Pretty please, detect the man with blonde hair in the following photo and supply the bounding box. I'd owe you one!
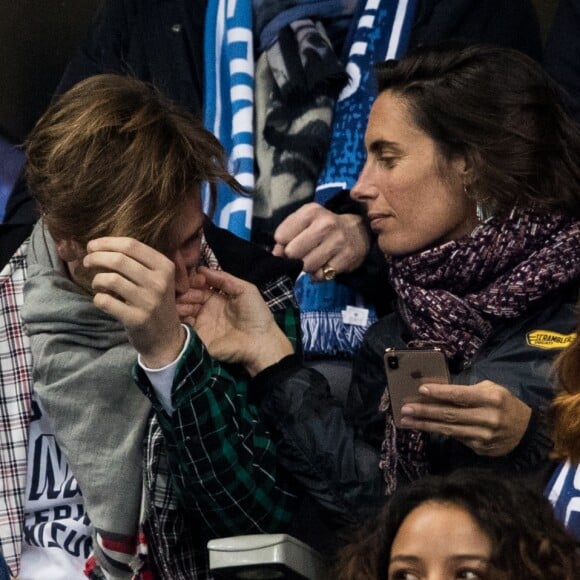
[1,74,301,579]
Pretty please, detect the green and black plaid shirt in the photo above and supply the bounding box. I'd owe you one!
[135,274,301,578]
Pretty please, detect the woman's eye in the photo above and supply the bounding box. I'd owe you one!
[379,156,397,168]
[456,569,484,579]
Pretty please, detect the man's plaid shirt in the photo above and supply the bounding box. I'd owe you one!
[135,274,301,578]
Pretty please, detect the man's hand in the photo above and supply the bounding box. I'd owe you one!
[272,203,370,281]
[188,267,294,376]
[84,237,185,368]
[399,381,532,456]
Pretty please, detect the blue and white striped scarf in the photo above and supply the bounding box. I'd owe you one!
[297,0,418,357]
[204,0,255,239]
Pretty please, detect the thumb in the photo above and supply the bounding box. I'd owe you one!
[272,243,285,257]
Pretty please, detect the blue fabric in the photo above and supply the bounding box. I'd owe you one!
[546,460,580,540]
[0,136,25,223]
[297,0,418,357]
[0,552,9,580]
[204,0,255,240]
[255,0,358,51]
[316,0,417,202]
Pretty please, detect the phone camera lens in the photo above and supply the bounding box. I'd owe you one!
[387,356,399,370]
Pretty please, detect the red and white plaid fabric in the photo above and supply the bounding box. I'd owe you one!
[0,239,33,578]
[0,239,153,579]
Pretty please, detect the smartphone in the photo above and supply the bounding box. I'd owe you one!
[384,347,450,428]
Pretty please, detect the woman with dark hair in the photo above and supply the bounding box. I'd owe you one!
[178,43,580,533]
[333,469,580,580]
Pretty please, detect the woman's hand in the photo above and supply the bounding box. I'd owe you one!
[188,267,294,376]
[272,202,370,281]
[399,380,532,456]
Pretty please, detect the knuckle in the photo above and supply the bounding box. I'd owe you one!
[442,410,458,424]
[488,389,505,408]
[163,260,176,278]
[439,425,454,437]
[131,309,148,327]
[93,271,115,289]
[479,430,496,445]
[317,214,335,234]
[450,391,464,405]
[123,238,139,254]
[151,279,168,297]
[285,244,304,261]
[304,202,322,215]
[110,253,126,269]
[486,413,502,431]
[93,292,111,310]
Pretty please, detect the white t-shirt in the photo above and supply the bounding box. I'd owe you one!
[20,396,92,580]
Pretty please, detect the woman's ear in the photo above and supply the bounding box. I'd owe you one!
[459,152,477,185]
[54,238,85,263]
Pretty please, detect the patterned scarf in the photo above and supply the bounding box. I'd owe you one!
[253,18,349,247]
[389,206,580,364]
[380,206,580,494]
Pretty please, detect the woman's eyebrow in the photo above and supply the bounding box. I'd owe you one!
[389,555,421,564]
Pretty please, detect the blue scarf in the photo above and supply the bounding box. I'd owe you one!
[297,0,418,357]
[204,0,255,240]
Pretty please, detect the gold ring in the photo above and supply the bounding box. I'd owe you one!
[322,265,337,281]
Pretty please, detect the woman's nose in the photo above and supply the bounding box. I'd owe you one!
[350,162,376,202]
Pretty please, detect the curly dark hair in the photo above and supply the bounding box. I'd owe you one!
[374,43,580,218]
[332,469,580,580]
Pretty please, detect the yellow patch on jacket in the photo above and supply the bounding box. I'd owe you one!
[526,330,577,349]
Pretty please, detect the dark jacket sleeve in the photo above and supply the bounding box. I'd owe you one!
[253,347,385,525]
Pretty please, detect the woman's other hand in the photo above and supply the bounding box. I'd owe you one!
[399,381,532,456]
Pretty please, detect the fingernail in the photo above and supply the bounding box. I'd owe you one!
[418,385,430,395]
[400,417,411,426]
[401,405,413,415]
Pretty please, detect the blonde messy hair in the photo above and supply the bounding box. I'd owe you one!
[26,74,245,253]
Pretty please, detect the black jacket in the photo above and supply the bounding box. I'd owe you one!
[253,287,578,526]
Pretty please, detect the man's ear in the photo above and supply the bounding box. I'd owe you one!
[54,238,85,262]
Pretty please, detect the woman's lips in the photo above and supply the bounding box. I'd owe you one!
[368,213,392,231]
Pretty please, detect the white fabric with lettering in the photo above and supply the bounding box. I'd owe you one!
[20,395,92,579]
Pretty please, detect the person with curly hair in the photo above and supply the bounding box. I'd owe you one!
[333,469,580,580]
[546,317,580,538]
